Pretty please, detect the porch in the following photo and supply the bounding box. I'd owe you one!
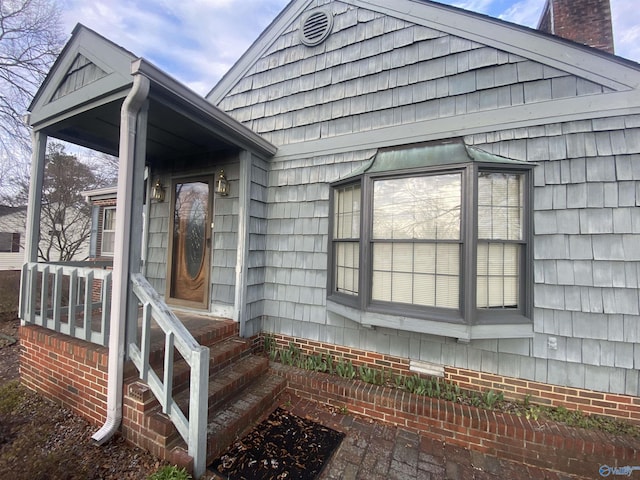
[19,262,285,473]
[22,25,276,479]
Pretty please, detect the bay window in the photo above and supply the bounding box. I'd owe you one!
[328,141,532,335]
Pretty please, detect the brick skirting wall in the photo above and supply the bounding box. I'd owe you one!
[19,325,190,466]
[20,324,109,426]
[272,362,639,478]
[19,324,640,478]
[263,333,640,425]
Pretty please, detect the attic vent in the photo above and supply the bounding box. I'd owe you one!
[300,9,333,46]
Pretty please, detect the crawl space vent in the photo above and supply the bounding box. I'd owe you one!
[300,9,333,46]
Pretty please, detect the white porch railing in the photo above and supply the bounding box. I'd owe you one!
[20,261,112,347]
[128,273,210,478]
[20,263,210,477]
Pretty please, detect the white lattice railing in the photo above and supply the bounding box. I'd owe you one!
[20,261,112,346]
[128,273,210,479]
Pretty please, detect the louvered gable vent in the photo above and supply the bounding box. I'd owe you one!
[300,9,333,46]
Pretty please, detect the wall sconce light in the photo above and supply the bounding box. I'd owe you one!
[151,179,165,202]
[215,170,229,196]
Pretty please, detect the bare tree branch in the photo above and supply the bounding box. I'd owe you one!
[0,0,64,198]
[28,142,101,262]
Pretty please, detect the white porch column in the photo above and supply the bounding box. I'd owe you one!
[20,130,47,321]
[93,73,149,445]
[234,150,251,337]
[24,130,47,263]
[125,99,149,347]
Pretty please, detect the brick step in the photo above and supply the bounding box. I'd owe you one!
[189,319,239,349]
[150,337,253,395]
[142,319,239,369]
[173,355,270,418]
[204,373,287,464]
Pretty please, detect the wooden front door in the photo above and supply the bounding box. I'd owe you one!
[167,178,212,307]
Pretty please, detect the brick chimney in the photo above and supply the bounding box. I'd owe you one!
[537,0,614,54]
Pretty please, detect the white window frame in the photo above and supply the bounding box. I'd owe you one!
[101,206,116,256]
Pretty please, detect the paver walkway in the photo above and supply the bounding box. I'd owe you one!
[282,395,590,480]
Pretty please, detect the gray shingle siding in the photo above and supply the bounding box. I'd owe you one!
[146,199,169,294]
[210,1,640,396]
[218,4,606,147]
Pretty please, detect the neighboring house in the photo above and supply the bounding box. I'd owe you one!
[0,200,89,270]
[83,186,118,260]
[0,205,26,271]
[18,0,640,476]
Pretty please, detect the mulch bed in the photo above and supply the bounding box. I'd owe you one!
[209,407,345,480]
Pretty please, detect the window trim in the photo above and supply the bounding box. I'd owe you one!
[328,150,533,337]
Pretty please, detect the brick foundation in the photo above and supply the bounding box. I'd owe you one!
[264,332,640,425]
[20,324,192,465]
[20,324,109,426]
[19,324,639,478]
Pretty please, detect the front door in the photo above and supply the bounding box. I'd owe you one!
[167,178,212,308]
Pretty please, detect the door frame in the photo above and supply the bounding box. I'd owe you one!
[165,174,214,310]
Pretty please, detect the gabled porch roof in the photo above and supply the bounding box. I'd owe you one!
[28,24,276,162]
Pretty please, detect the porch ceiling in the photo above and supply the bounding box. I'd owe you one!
[39,60,276,165]
[44,90,245,164]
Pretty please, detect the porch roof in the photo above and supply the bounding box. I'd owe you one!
[27,24,277,163]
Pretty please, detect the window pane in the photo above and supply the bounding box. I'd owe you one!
[335,242,359,295]
[372,270,391,301]
[392,272,413,303]
[102,232,115,255]
[373,243,392,270]
[334,184,360,239]
[104,208,116,230]
[0,232,12,252]
[392,243,413,272]
[436,244,459,276]
[436,275,459,309]
[413,274,435,306]
[478,172,523,240]
[372,242,459,308]
[102,208,116,255]
[477,243,520,308]
[373,173,461,240]
[414,243,435,274]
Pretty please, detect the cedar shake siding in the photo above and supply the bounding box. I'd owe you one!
[207,0,640,397]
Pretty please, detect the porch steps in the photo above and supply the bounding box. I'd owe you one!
[152,337,253,395]
[124,320,286,472]
[204,373,286,460]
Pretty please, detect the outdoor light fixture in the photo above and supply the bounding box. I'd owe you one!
[151,179,165,202]
[215,170,229,196]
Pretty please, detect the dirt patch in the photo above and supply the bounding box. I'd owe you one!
[210,407,344,480]
[0,314,179,480]
[0,313,19,384]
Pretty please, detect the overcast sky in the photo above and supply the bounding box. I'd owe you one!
[58,0,639,96]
